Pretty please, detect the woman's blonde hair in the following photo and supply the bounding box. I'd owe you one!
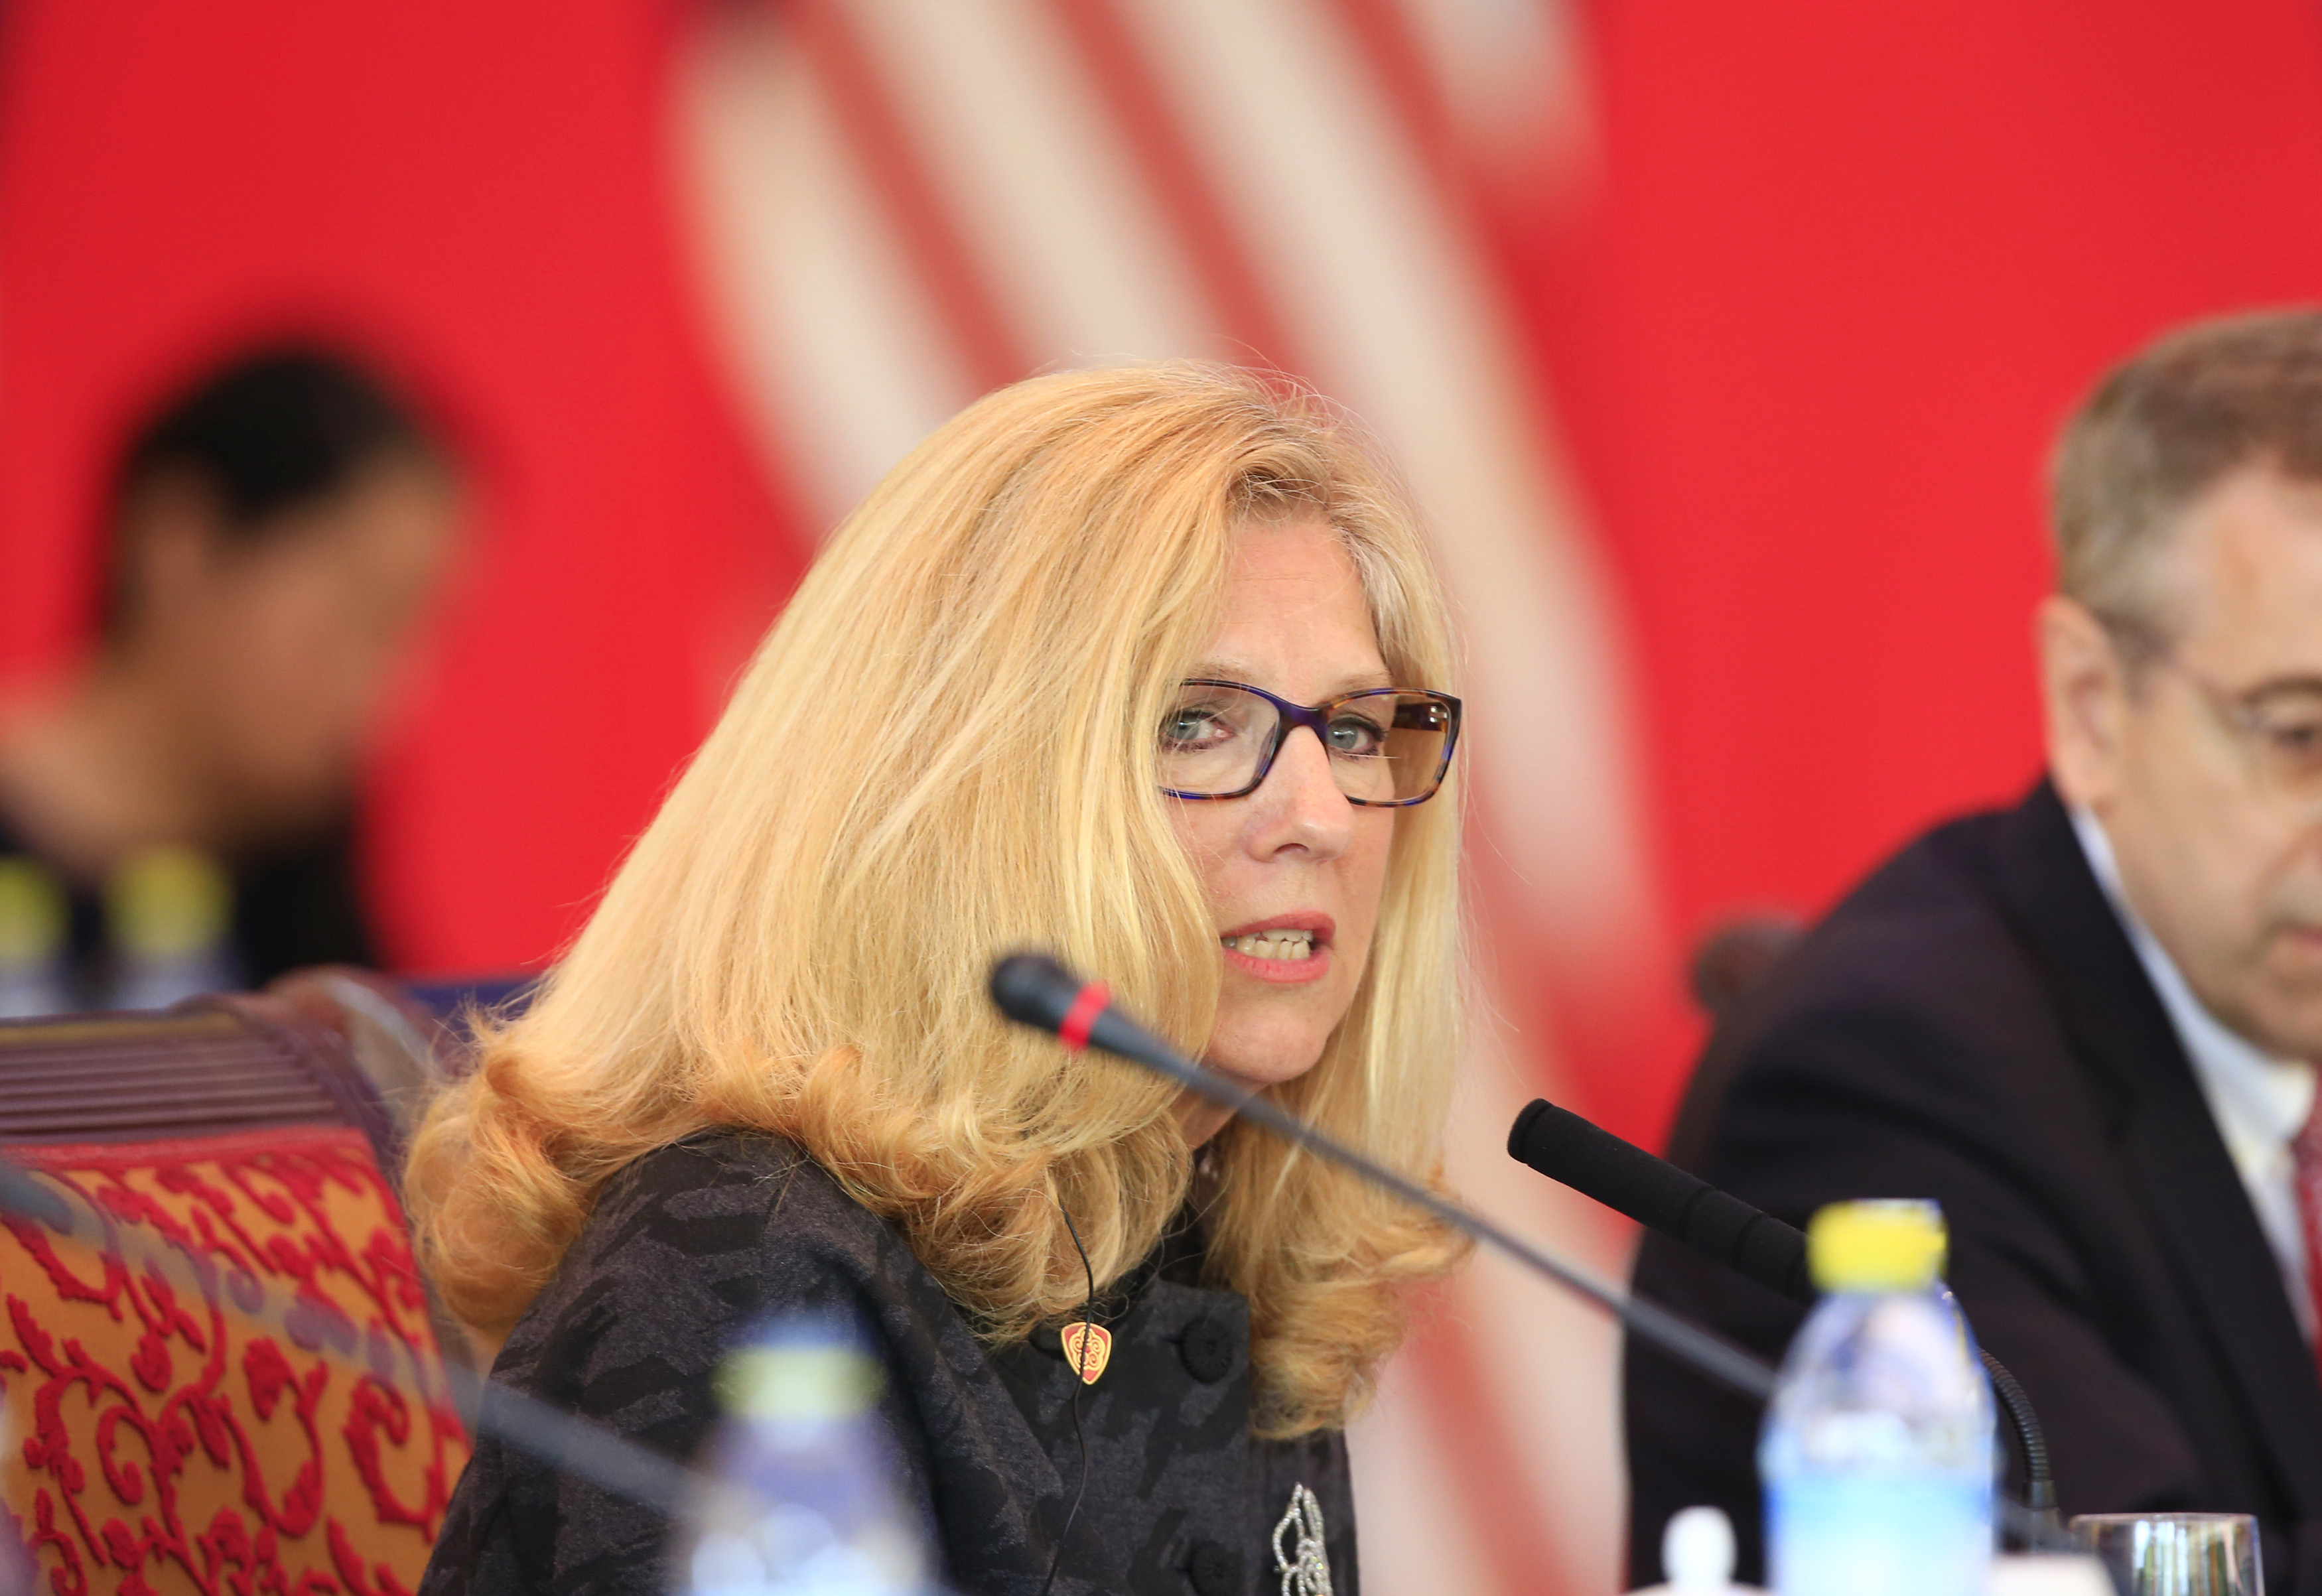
[406,362,1468,1435]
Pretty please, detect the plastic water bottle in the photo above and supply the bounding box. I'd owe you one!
[0,857,71,1018]
[674,1319,934,1596]
[1759,1199,1996,1596]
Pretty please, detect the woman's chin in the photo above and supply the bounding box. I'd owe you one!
[1197,1033,1330,1097]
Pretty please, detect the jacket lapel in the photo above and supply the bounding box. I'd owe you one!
[1987,781,2322,1518]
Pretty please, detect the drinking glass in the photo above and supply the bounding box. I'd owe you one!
[2070,1513,2262,1596]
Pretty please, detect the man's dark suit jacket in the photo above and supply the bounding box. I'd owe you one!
[1624,781,2322,1595]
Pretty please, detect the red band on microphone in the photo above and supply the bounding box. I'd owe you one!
[1056,982,1111,1053]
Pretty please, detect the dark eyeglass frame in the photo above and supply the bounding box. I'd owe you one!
[1158,678,1464,807]
[2100,620,2322,813]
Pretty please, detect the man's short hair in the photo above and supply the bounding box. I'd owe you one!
[2051,307,2322,645]
[101,344,446,639]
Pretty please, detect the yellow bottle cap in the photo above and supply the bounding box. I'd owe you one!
[0,857,66,966]
[1808,1199,1948,1292]
[717,1341,882,1424]
[108,846,232,963]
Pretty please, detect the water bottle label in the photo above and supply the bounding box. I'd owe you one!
[1769,1475,1991,1596]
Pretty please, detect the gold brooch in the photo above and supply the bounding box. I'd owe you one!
[1059,1321,1111,1384]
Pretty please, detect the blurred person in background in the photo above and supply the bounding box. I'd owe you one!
[1625,310,2322,1593]
[0,346,461,1014]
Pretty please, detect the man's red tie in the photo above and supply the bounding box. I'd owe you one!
[2297,1084,2322,1376]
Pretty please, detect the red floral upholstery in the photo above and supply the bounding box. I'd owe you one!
[0,1124,467,1596]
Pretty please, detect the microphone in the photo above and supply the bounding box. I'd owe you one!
[989,952,1780,1402]
[1507,1095,2058,1524]
[1509,1097,1810,1304]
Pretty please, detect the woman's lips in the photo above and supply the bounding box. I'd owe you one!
[1218,913,1335,986]
[1222,942,1332,984]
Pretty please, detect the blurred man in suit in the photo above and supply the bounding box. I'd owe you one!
[0,346,461,1008]
[1626,310,2322,1595]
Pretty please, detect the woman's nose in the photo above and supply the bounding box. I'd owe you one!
[1246,728,1354,860]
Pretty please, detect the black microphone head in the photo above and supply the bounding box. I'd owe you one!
[1509,1095,1704,1235]
[1507,1098,1550,1161]
[1510,1095,1814,1307]
[989,951,1089,1035]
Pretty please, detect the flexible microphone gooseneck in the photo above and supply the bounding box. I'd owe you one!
[988,952,1780,1403]
[1507,1095,2058,1524]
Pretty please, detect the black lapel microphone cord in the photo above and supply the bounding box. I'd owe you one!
[1036,1204,1097,1596]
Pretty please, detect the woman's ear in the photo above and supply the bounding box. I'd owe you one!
[2037,594,2130,811]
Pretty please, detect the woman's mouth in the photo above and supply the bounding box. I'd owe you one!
[1224,928,1315,961]
[1219,916,1333,984]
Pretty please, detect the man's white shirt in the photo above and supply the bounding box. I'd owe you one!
[2072,806,2318,1341]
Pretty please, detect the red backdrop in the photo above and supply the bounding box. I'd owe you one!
[8,0,2322,1143]
[1541,0,2322,965]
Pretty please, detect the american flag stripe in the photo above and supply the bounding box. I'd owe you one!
[789,0,1030,389]
[679,9,979,525]
[1044,0,1297,367]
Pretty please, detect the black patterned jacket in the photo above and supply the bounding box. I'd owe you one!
[420,1131,1358,1596]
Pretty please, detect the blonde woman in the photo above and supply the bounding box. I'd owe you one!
[411,364,1470,1596]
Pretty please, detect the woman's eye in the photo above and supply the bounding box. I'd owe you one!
[1163,709,1230,748]
[1326,715,1387,755]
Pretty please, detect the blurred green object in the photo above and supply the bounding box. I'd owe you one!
[107,846,231,963]
[0,856,71,1017]
[0,857,65,967]
[718,1339,884,1427]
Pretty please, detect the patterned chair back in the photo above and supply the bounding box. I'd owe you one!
[0,996,468,1596]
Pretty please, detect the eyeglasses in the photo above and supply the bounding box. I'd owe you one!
[1157,679,1462,806]
[2137,647,2322,814]
[2173,662,2322,809]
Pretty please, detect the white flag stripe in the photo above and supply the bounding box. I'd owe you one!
[843,0,1221,375]
[1440,1021,1633,1594]
[1347,1346,1513,1596]
[675,5,980,533]
[1373,0,1596,171]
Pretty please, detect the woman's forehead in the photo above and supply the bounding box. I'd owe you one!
[1200,527,1388,691]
